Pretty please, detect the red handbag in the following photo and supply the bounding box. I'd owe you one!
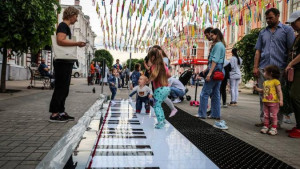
[212,70,224,81]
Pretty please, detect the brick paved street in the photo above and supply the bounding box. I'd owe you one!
[171,85,300,168]
[0,78,107,169]
[0,79,299,168]
[117,84,300,168]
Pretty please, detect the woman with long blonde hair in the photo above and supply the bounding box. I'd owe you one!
[148,47,171,129]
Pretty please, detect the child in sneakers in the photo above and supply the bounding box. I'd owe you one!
[108,68,118,104]
[147,45,171,129]
[167,77,186,118]
[129,75,153,114]
[254,65,283,135]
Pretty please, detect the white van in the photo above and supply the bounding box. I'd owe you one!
[72,65,82,78]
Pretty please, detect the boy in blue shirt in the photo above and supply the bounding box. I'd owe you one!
[108,68,118,104]
[130,63,141,89]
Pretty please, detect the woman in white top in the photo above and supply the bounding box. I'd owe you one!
[101,65,109,84]
[229,48,243,106]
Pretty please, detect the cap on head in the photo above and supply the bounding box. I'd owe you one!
[287,10,300,23]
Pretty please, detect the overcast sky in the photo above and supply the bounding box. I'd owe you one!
[60,0,217,64]
[61,0,147,64]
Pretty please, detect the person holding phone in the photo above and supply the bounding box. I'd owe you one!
[49,6,86,122]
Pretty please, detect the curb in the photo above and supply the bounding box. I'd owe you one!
[35,94,106,169]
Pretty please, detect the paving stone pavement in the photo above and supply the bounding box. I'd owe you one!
[1,79,299,168]
[0,78,109,169]
[172,85,300,168]
[116,85,300,168]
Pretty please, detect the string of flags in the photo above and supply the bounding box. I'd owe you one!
[92,0,287,52]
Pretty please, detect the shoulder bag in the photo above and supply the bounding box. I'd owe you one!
[212,56,225,81]
[51,35,77,60]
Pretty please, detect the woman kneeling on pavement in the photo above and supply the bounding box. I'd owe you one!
[286,11,300,138]
[197,28,228,130]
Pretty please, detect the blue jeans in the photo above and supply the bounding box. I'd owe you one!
[170,87,185,98]
[136,96,150,113]
[132,82,138,88]
[198,63,223,118]
[110,87,117,100]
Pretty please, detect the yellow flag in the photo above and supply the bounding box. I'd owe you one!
[191,26,195,37]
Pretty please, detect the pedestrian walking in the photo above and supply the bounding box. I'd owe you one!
[286,11,300,138]
[113,59,123,88]
[101,65,109,85]
[108,68,118,105]
[220,60,231,108]
[253,65,283,135]
[95,62,101,84]
[253,8,295,127]
[120,68,125,88]
[124,65,130,87]
[49,6,86,122]
[229,48,243,106]
[89,61,96,85]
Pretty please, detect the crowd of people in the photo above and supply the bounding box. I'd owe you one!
[107,8,300,138]
[50,6,300,138]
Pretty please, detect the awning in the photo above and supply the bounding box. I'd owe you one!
[171,58,208,65]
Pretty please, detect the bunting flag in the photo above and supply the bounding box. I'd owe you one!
[96,0,275,52]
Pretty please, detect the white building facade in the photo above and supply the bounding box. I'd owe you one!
[58,2,96,77]
[0,0,96,81]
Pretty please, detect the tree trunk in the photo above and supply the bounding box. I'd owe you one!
[0,48,7,93]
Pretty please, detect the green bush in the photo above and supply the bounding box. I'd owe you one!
[234,28,263,83]
[126,58,145,71]
[93,49,114,68]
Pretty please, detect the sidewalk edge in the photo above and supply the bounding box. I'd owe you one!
[35,94,106,169]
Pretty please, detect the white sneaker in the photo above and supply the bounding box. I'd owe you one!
[260,126,269,134]
[221,104,228,108]
[268,128,278,135]
[169,109,178,118]
[111,101,116,105]
[172,98,181,103]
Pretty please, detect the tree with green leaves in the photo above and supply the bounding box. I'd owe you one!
[234,28,263,83]
[0,0,60,92]
[126,58,145,71]
[93,49,114,68]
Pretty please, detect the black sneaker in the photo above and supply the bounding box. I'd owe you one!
[207,110,211,116]
[60,113,75,121]
[49,115,68,123]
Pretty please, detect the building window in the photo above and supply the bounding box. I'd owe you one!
[191,45,197,57]
[292,1,300,13]
[182,48,187,56]
[245,14,251,34]
[231,24,235,44]
[261,8,267,27]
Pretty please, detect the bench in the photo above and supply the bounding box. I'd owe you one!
[27,64,52,90]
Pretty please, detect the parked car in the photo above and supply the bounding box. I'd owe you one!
[72,66,82,78]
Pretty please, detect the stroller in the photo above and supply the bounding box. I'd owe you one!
[169,69,192,101]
